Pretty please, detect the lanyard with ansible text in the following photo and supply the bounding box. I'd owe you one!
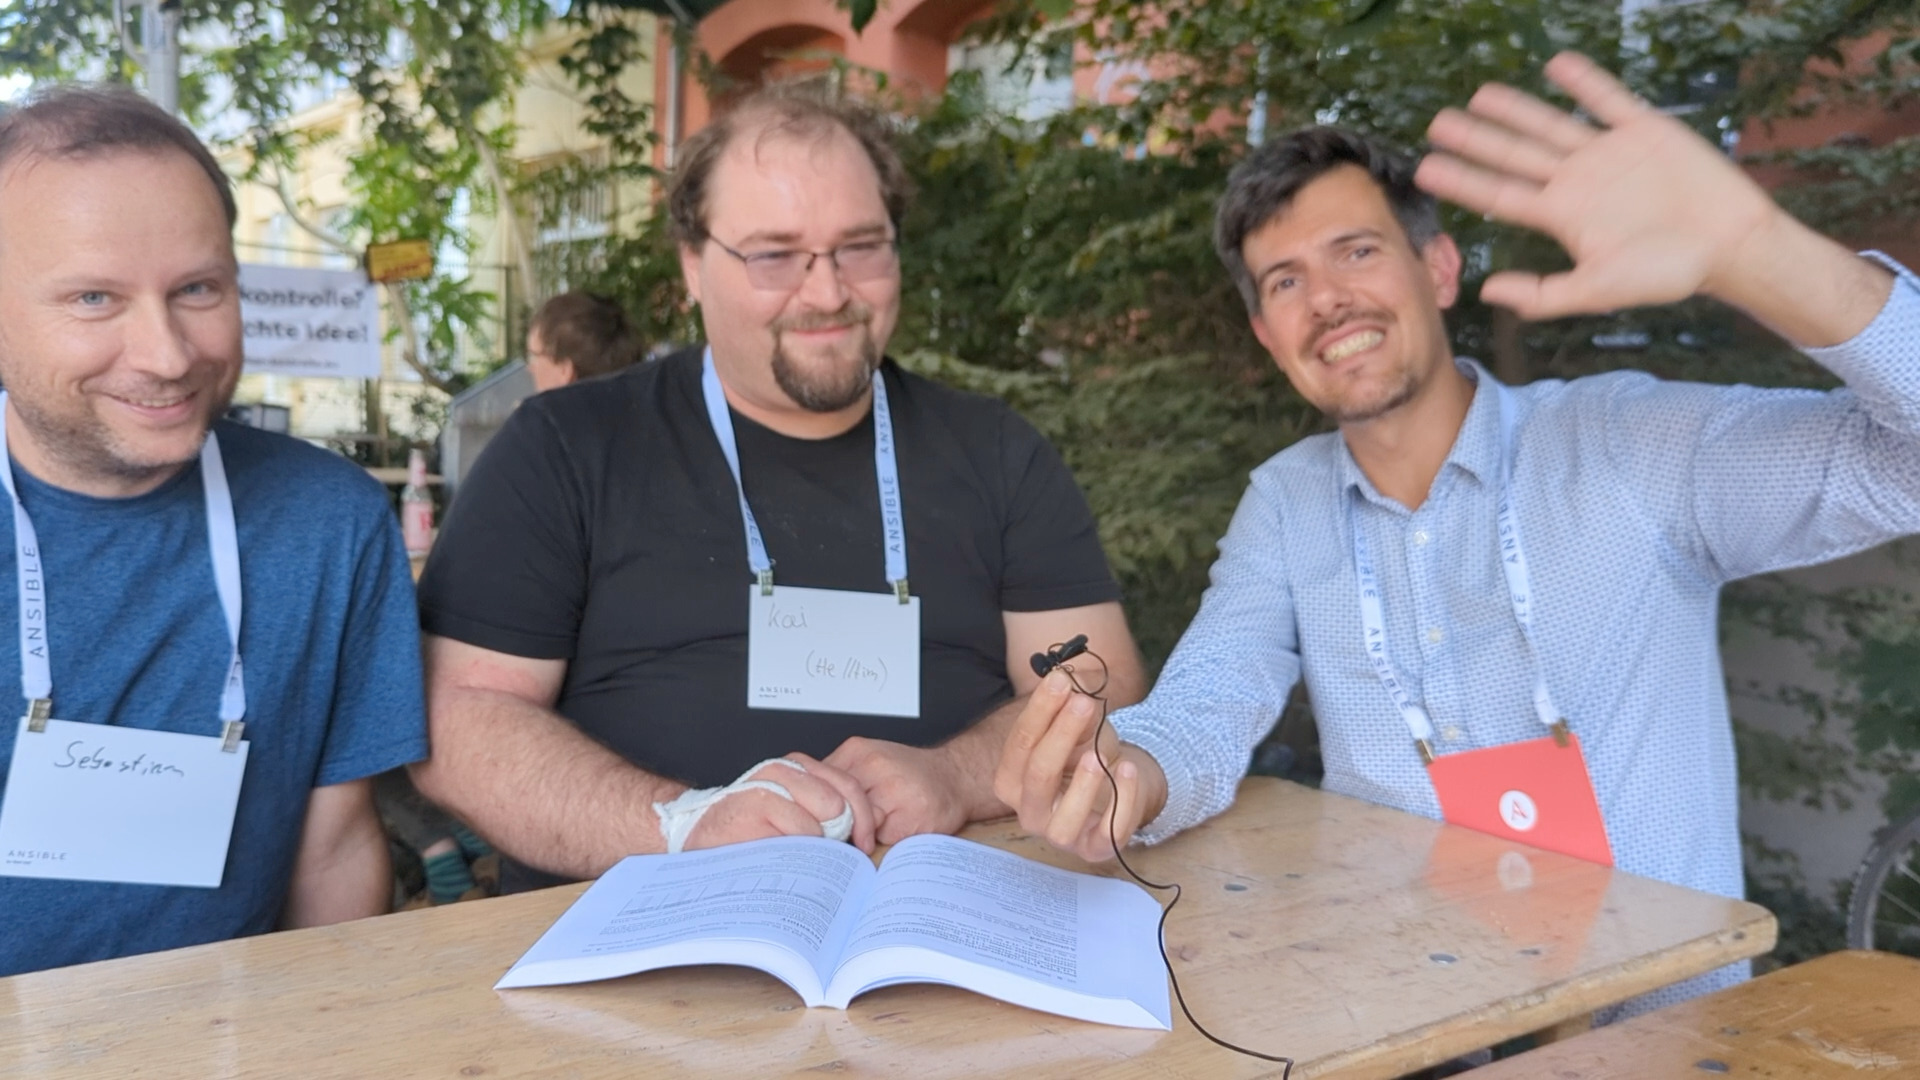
[701,350,920,718]
[0,392,252,887]
[1349,380,1612,865]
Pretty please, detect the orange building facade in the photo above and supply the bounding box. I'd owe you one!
[650,4,1913,264]
[652,0,992,148]
[649,0,1150,161]
[1737,34,1920,268]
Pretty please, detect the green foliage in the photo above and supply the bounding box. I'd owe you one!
[894,80,1256,371]
[842,0,879,33]
[895,351,1315,666]
[557,8,660,176]
[0,1,139,85]
[233,0,552,393]
[1721,558,1920,824]
[572,199,705,350]
[1744,836,1850,972]
[0,0,563,395]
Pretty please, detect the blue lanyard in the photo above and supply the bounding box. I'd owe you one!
[0,392,248,747]
[700,349,909,602]
[1349,379,1564,762]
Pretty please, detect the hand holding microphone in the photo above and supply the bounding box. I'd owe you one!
[994,636,1165,865]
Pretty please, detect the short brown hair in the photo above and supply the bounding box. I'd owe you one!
[1215,126,1438,314]
[666,81,912,248]
[529,292,643,380]
[0,83,236,228]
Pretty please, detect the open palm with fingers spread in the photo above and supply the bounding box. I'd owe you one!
[1415,51,1780,320]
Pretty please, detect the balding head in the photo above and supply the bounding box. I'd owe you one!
[0,84,236,234]
[665,82,911,249]
[0,87,243,498]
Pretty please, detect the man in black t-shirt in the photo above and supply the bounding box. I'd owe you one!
[413,84,1145,892]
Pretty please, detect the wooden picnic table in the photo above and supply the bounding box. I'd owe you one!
[0,778,1775,1079]
[1471,949,1920,1078]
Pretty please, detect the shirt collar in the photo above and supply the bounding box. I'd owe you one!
[1338,357,1505,507]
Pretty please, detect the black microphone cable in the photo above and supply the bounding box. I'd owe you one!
[1033,638,1295,1075]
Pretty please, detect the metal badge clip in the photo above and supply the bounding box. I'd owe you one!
[757,568,774,597]
[894,579,910,605]
[1550,720,1571,748]
[1416,738,1435,766]
[221,720,245,753]
[25,698,51,734]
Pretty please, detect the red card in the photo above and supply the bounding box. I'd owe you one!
[1427,733,1614,866]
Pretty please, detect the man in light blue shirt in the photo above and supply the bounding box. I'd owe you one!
[995,54,1918,1007]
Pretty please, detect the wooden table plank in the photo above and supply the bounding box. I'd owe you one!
[1472,950,1920,1078]
[0,779,1774,1080]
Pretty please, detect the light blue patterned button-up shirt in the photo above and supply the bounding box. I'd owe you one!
[1113,256,1920,1007]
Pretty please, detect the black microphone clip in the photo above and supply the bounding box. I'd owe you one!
[1029,634,1090,679]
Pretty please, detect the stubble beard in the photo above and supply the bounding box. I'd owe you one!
[1323,365,1420,424]
[770,305,882,414]
[1309,308,1420,424]
[6,379,231,490]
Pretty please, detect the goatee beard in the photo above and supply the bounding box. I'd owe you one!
[770,308,880,413]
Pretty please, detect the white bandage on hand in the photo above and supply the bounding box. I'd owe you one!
[653,757,855,854]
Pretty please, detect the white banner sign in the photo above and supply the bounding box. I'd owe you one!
[239,263,381,379]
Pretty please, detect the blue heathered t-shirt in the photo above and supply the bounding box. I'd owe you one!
[0,422,428,977]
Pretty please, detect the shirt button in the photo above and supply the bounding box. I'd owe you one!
[1442,725,1464,743]
[1426,627,1444,644]
[1413,530,1431,546]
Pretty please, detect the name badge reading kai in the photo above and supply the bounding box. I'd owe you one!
[747,585,921,717]
[0,716,249,887]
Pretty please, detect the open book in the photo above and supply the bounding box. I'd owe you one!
[496,833,1172,1030]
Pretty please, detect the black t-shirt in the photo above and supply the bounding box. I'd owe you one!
[419,348,1118,886]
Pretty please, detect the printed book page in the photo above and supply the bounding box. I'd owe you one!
[495,834,1171,1030]
[825,834,1172,1029]
[494,837,876,1001]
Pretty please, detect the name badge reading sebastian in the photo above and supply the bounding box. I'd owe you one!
[0,401,253,889]
[0,716,249,887]
[747,585,921,717]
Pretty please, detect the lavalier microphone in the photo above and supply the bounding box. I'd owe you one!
[1029,633,1090,678]
[1021,631,1296,1074]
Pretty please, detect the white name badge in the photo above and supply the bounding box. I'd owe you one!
[747,585,921,717]
[0,717,248,888]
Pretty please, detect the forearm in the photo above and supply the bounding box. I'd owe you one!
[410,687,684,879]
[1112,483,1302,841]
[1710,209,1897,350]
[1111,695,1265,844]
[935,698,1027,823]
[282,798,390,929]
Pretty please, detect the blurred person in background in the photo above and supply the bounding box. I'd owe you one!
[525,291,644,392]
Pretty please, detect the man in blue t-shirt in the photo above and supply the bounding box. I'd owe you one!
[0,87,428,977]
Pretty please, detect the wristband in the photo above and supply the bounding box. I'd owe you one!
[653,758,854,853]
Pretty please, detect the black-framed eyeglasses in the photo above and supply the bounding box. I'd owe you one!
[707,234,899,292]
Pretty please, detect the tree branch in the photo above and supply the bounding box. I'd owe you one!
[266,163,457,395]
[381,283,460,395]
[467,122,542,310]
[266,163,355,254]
